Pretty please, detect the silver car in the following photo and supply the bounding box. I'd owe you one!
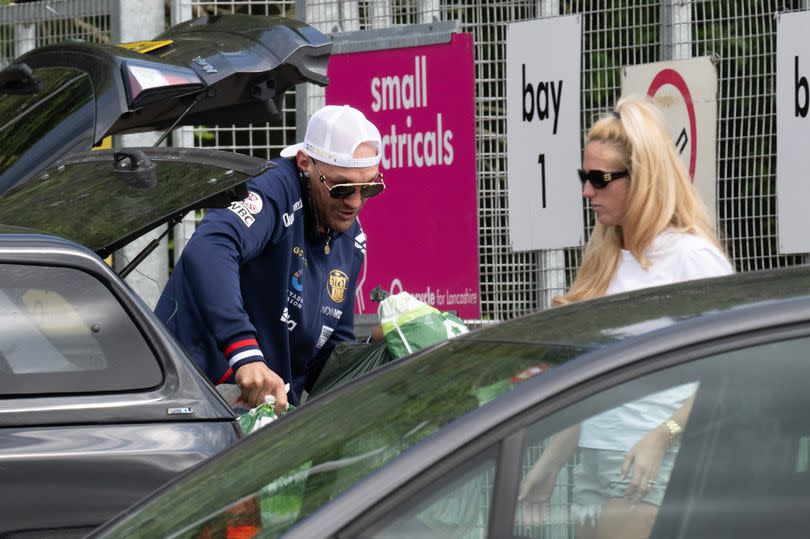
[0,13,330,538]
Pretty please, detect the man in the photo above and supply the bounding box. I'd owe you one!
[155,104,384,412]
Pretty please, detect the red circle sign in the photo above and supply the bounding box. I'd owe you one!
[646,68,697,181]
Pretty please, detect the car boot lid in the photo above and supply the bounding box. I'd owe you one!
[0,147,274,260]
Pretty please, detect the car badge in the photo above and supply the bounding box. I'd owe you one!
[167,407,195,415]
[193,56,217,74]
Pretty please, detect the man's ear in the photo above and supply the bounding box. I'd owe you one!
[295,151,310,175]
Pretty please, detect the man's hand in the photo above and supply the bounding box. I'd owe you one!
[235,362,288,414]
[370,324,384,343]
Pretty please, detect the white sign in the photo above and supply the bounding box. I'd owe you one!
[777,11,810,253]
[622,58,718,226]
[506,15,582,251]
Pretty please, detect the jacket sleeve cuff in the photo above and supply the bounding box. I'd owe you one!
[230,356,265,373]
[223,336,265,370]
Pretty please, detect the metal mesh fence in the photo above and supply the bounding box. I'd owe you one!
[0,0,113,67]
[298,0,809,324]
[171,1,300,160]
[1,0,806,320]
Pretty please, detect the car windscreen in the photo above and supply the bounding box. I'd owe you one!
[0,66,95,194]
[92,339,586,539]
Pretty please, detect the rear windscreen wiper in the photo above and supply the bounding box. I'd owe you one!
[0,63,41,95]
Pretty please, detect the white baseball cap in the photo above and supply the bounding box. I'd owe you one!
[280,105,382,168]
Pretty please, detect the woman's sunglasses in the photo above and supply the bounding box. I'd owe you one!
[312,159,386,199]
[577,169,630,189]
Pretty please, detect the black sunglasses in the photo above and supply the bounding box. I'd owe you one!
[577,169,630,189]
[312,159,385,200]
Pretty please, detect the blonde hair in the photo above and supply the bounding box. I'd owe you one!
[555,95,723,306]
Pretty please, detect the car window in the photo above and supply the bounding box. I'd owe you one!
[91,340,585,539]
[0,263,162,395]
[513,335,810,539]
[358,448,497,539]
[0,66,95,193]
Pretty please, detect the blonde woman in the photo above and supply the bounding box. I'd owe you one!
[518,96,732,539]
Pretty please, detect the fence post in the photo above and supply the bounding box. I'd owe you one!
[14,23,36,59]
[661,0,692,60]
[169,0,199,266]
[296,0,334,139]
[112,0,169,309]
[537,0,567,310]
[538,1,571,533]
[369,0,392,29]
[417,0,439,24]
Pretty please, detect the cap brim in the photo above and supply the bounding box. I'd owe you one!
[280,143,304,159]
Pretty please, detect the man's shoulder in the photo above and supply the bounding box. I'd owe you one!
[250,157,299,194]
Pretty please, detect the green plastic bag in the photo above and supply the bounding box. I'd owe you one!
[308,292,470,399]
[380,292,469,359]
[238,392,294,436]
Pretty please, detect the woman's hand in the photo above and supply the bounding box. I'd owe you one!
[518,460,561,526]
[517,425,580,525]
[621,424,669,503]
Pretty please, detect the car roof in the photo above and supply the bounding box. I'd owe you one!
[90,266,810,539]
[468,266,810,348]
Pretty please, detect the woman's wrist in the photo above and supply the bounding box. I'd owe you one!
[662,418,682,447]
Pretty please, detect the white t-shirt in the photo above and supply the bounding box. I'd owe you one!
[579,229,733,451]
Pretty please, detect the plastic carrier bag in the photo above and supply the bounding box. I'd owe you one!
[237,385,294,436]
[380,291,469,359]
[307,339,391,398]
[309,292,469,398]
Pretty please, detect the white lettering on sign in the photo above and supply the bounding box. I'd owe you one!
[370,56,454,170]
[371,56,427,111]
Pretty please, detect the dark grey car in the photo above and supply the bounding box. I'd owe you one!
[90,266,810,539]
[0,13,331,538]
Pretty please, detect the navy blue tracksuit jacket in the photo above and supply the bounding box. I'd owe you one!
[155,157,365,405]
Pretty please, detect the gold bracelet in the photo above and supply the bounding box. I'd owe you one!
[664,419,682,447]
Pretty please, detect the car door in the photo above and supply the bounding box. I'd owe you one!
[336,325,810,539]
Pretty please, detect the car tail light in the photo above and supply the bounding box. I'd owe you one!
[123,61,204,108]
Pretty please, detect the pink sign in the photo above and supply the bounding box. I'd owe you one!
[326,33,479,319]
